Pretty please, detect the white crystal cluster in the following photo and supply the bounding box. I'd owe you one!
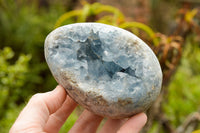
[45,23,162,118]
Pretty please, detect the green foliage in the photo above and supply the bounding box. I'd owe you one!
[54,2,124,28]
[0,104,25,133]
[149,122,162,133]
[0,1,67,132]
[54,2,158,46]
[0,0,66,93]
[0,47,30,131]
[0,46,78,132]
[60,110,79,133]
[119,22,159,46]
[162,37,200,127]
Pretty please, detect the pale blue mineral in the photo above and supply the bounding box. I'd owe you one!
[44,23,162,118]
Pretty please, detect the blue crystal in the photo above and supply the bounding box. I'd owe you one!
[45,23,162,118]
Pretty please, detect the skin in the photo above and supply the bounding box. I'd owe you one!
[10,85,147,133]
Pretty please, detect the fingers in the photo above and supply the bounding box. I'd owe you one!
[99,118,127,133]
[69,110,103,133]
[10,85,67,133]
[44,95,77,133]
[117,113,147,133]
[10,84,147,133]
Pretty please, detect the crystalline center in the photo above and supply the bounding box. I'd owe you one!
[77,30,137,81]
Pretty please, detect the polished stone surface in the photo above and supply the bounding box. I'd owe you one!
[45,23,162,118]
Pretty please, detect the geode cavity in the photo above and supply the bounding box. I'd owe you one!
[44,23,162,118]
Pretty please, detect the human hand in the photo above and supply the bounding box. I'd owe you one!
[10,85,147,133]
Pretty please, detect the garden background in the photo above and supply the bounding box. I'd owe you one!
[0,0,200,132]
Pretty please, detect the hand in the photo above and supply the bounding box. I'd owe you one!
[10,85,147,133]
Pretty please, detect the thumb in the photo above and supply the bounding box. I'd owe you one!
[10,85,67,133]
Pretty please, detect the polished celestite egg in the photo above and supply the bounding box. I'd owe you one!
[44,23,162,119]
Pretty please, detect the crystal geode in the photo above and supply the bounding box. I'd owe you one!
[45,23,162,118]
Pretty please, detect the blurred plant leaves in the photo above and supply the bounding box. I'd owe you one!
[54,2,158,46]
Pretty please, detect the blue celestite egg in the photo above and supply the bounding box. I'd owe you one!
[44,23,162,118]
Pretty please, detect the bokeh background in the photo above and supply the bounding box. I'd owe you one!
[0,0,200,132]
